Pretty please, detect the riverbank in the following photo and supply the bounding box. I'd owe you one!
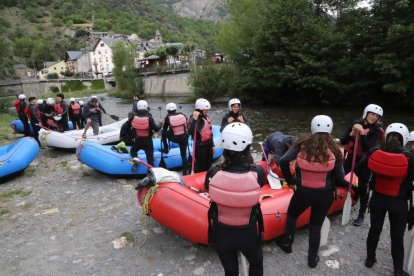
[0,144,394,275]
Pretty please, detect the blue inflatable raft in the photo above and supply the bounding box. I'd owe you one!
[77,125,223,176]
[0,137,40,181]
[10,119,74,134]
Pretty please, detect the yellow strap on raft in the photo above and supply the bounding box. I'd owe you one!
[0,161,2,167]
[141,184,159,215]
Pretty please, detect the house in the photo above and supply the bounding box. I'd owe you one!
[89,37,125,78]
[13,64,36,79]
[37,60,67,80]
[65,48,93,77]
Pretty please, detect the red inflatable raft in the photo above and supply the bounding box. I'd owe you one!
[137,161,357,245]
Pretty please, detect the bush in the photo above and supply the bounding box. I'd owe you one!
[63,69,74,77]
[47,73,59,79]
[91,79,105,90]
[0,97,11,113]
[61,80,86,92]
[50,85,60,93]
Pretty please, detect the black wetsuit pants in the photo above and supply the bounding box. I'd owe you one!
[344,154,369,216]
[130,137,154,166]
[194,141,213,173]
[213,224,263,276]
[367,193,408,273]
[29,121,41,146]
[57,117,69,132]
[18,113,30,137]
[284,188,333,259]
[162,131,188,175]
[70,116,81,130]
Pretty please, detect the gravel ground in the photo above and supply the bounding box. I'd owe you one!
[0,146,398,276]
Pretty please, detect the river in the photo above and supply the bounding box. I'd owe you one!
[96,93,414,155]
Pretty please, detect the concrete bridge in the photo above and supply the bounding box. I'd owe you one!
[0,72,192,98]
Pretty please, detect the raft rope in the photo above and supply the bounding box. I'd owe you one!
[141,184,159,215]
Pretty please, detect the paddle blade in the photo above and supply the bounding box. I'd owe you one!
[320,217,330,246]
[267,174,282,190]
[240,252,248,276]
[341,192,352,226]
[404,229,414,272]
[110,114,120,121]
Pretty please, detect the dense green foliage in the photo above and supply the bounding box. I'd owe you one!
[91,80,105,90]
[0,0,217,79]
[200,0,414,107]
[112,41,144,98]
[61,81,87,92]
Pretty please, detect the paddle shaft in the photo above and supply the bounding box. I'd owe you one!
[191,120,197,174]
[259,142,269,164]
[347,133,360,192]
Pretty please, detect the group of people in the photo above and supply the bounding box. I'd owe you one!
[200,102,413,276]
[13,93,108,145]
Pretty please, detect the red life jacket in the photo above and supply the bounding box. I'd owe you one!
[209,170,260,226]
[131,116,150,137]
[296,151,336,189]
[14,100,22,113]
[345,129,369,157]
[24,105,40,121]
[368,150,408,197]
[71,103,81,115]
[169,114,186,136]
[54,103,63,114]
[200,117,212,143]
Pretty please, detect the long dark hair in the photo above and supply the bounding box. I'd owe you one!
[383,133,403,153]
[296,133,342,162]
[221,145,251,169]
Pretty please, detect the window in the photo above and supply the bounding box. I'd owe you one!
[106,57,109,62]
[101,43,104,47]
[54,67,56,70]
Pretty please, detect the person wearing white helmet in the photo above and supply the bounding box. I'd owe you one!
[90,95,106,126]
[130,100,161,170]
[220,98,249,132]
[41,98,56,129]
[340,104,384,226]
[277,115,348,269]
[406,131,414,151]
[204,123,265,276]
[68,97,81,129]
[78,100,85,128]
[54,93,69,132]
[26,96,42,147]
[354,123,414,276]
[14,94,30,136]
[188,98,215,173]
[160,103,189,174]
[82,97,101,138]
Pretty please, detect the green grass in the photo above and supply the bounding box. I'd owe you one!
[0,208,10,215]
[121,232,135,242]
[0,188,32,203]
[0,113,17,144]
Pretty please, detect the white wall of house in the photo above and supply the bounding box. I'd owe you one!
[90,40,115,78]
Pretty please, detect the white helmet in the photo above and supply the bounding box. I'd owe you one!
[166,102,177,111]
[221,123,253,152]
[91,95,97,99]
[37,99,43,104]
[363,104,383,119]
[79,100,84,105]
[46,98,54,105]
[18,94,26,100]
[228,98,241,110]
[195,98,211,110]
[137,100,148,110]
[311,115,333,134]
[408,131,414,143]
[69,97,75,102]
[385,123,409,146]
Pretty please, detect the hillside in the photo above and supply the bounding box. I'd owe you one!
[153,0,228,21]
[0,0,218,79]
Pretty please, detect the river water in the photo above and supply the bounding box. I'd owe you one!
[95,93,414,155]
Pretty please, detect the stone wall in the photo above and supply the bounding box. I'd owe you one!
[143,73,191,97]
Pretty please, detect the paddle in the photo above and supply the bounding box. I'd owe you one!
[103,113,120,121]
[342,133,360,226]
[132,157,154,169]
[259,142,282,190]
[191,119,197,174]
[320,217,330,247]
[157,107,167,168]
[240,252,248,276]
